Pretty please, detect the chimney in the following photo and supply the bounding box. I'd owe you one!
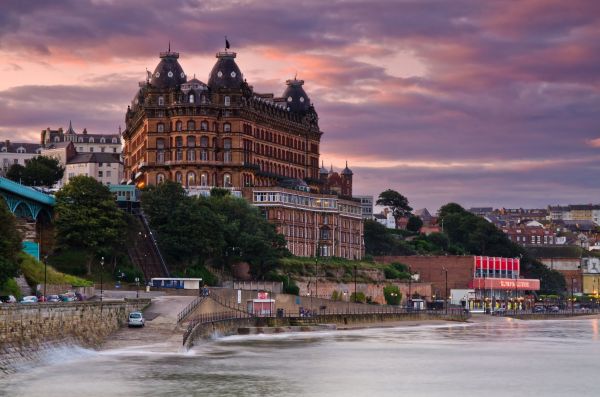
[5,140,9,148]
[58,127,63,133]
[82,128,88,135]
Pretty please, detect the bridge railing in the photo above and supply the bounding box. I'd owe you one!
[177,296,205,324]
[183,310,249,345]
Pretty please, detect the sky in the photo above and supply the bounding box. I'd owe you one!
[1,0,599,212]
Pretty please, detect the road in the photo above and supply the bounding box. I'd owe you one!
[100,294,195,353]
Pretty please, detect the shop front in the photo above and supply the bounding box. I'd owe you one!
[467,256,540,312]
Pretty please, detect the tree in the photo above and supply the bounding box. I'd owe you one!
[376,189,412,223]
[0,200,22,286]
[7,156,64,187]
[406,215,423,232]
[383,284,402,305]
[364,219,397,255]
[54,176,127,275]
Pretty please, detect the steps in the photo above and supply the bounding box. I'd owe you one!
[15,275,32,296]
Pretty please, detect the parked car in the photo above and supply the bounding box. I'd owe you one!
[548,306,560,313]
[59,294,76,302]
[47,295,61,303]
[0,295,17,303]
[20,296,38,304]
[75,292,86,301]
[37,295,47,302]
[128,312,145,328]
[533,306,545,313]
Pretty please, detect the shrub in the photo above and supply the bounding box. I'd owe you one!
[384,284,402,305]
[19,253,92,288]
[0,279,22,299]
[350,291,366,303]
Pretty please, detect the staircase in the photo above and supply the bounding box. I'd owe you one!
[15,275,32,296]
[128,212,170,281]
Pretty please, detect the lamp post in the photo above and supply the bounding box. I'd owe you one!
[354,264,357,303]
[43,255,48,299]
[571,277,575,315]
[408,266,412,311]
[100,256,104,302]
[442,267,448,314]
[135,277,140,298]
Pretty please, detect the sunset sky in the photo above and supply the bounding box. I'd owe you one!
[1,0,599,211]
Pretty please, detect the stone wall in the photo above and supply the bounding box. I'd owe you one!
[0,299,150,374]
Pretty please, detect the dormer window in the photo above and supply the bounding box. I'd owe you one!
[189,94,195,103]
[112,138,117,144]
[158,96,164,106]
[78,137,83,142]
[224,96,230,106]
[17,147,26,153]
[1,147,6,152]
[100,138,106,143]
[89,137,95,143]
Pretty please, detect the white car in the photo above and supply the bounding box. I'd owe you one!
[128,311,145,327]
[20,296,38,304]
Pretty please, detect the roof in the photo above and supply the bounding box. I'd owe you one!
[67,153,122,165]
[43,141,74,149]
[150,50,187,89]
[0,141,42,154]
[281,78,311,113]
[208,52,244,90]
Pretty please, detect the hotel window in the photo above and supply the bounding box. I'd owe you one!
[224,96,230,106]
[176,121,182,131]
[158,96,164,106]
[98,171,103,178]
[223,173,232,187]
[224,123,231,132]
[200,172,208,186]
[200,121,208,131]
[200,136,208,160]
[157,123,164,133]
[187,120,195,130]
[223,138,232,163]
[187,172,196,186]
[175,172,182,184]
[189,94,195,103]
[156,173,165,184]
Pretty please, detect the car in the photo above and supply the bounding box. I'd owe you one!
[75,292,86,301]
[128,311,145,328]
[0,295,17,303]
[548,306,560,313]
[59,294,76,302]
[533,306,545,313]
[47,295,61,303]
[20,296,38,304]
[37,295,47,302]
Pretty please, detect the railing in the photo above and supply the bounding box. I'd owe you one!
[177,296,205,323]
[183,310,249,345]
[138,211,170,277]
[208,291,251,315]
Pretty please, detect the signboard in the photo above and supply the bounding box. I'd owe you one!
[237,289,242,304]
[257,291,269,299]
[470,278,540,290]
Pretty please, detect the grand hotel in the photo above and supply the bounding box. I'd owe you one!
[122,47,364,259]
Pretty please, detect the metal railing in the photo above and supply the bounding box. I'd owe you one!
[177,296,205,323]
[183,310,249,345]
[138,211,170,277]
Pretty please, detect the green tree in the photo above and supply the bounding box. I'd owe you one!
[376,189,412,223]
[406,215,423,232]
[7,156,64,186]
[383,284,401,305]
[141,181,224,267]
[0,200,22,286]
[364,219,397,255]
[54,176,127,275]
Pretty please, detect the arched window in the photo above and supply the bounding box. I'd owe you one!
[187,171,196,186]
[16,147,25,153]
[156,173,165,184]
[176,121,182,131]
[187,120,195,130]
[200,172,208,186]
[189,94,195,103]
[223,138,232,163]
[200,121,208,131]
[157,123,164,133]
[200,136,208,161]
[112,138,117,143]
[223,123,231,133]
[89,137,95,143]
[187,136,196,161]
[223,173,232,187]
[158,96,164,106]
[175,172,183,184]
[100,138,106,143]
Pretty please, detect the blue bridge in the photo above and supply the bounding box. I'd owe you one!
[0,176,55,260]
[0,176,55,220]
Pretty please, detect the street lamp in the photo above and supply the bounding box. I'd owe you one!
[100,256,104,302]
[135,277,140,298]
[43,254,48,299]
[571,277,575,315]
[408,266,412,310]
[442,267,448,314]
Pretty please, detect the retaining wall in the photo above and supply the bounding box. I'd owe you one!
[0,299,150,374]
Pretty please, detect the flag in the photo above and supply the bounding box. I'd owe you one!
[225,38,230,49]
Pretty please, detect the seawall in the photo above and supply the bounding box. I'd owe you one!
[0,299,150,374]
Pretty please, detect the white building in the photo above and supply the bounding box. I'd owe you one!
[65,153,123,186]
[0,140,42,176]
[374,209,396,229]
[41,121,122,155]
